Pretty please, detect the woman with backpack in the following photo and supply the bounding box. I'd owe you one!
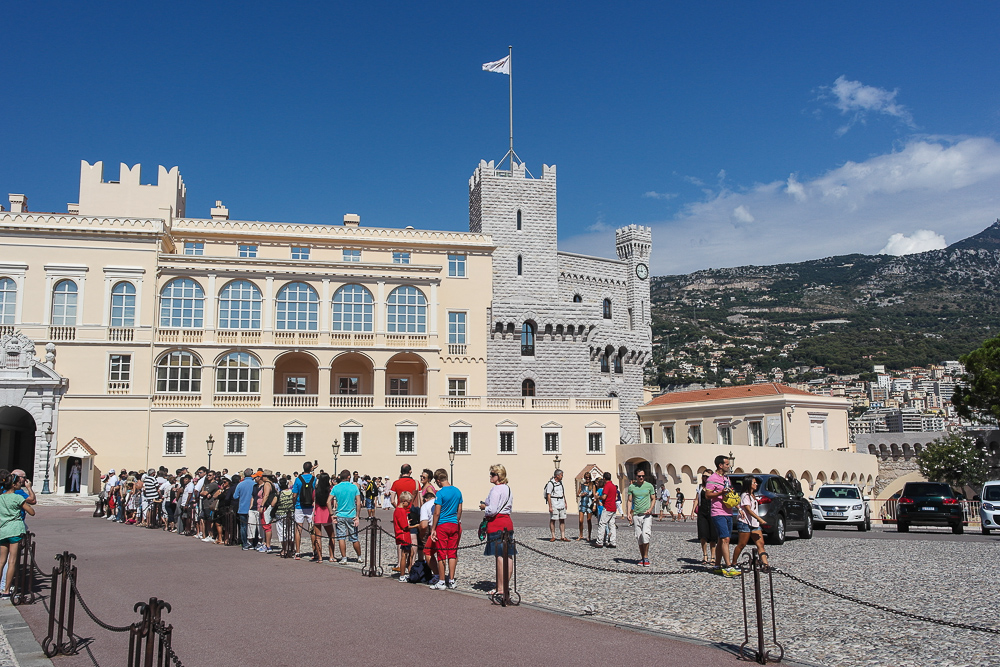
[0,470,34,598]
[479,464,515,600]
[690,472,715,566]
[311,473,335,562]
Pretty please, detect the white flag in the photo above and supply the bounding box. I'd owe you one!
[482,55,510,75]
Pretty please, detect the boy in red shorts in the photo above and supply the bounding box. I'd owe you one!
[393,492,414,582]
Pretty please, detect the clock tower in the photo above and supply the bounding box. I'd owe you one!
[616,224,653,339]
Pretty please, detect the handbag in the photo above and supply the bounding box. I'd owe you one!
[722,488,740,509]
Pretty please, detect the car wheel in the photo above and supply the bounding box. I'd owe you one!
[982,526,991,535]
[897,522,909,533]
[857,521,866,531]
[767,515,786,545]
[798,514,813,539]
[952,523,963,535]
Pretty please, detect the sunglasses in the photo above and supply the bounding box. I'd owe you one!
[489,472,498,476]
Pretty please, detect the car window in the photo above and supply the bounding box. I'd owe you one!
[767,477,789,495]
[903,483,951,497]
[816,487,860,499]
[983,485,1000,502]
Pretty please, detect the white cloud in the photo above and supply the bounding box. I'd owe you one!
[823,75,914,134]
[560,136,1000,274]
[643,191,677,200]
[879,230,947,255]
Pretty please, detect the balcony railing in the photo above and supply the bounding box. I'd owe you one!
[152,394,201,408]
[217,331,261,345]
[0,325,14,337]
[329,332,376,347]
[386,334,428,348]
[108,327,134,342]
[107,381,131,395]
[440,395,481,408]
[273,394,318,407]
[385,396,428,408]
[274,332,320,346]
[48,326,76,341]
[157,329,204,344]
[330,394,375,408]
[447,344,467,355]
[213,394,261,408]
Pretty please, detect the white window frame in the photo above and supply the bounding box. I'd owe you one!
[448,378,467,396]
[343,249,361,262]
[687,421,702,444]
[43,264,87,326]
[107,352,132,393]
[396,421,418,456]
[339,420,363,456]
[238,244,257,258]
[716,420,732,446]
[448,311,467,345]
[183,242,204,256]
[449,420,471,455]
[748,420,764,447]
[544,431,561,454]
[162,421,188,457]
[224,420,248,456]
[283,421,307,456]
[290,246,310,260]
[586,421,606,454]
[392,251,411,265]
[0,262,27,325]
[496,420,517,455]
[447,253,466,278]
[662,423,675,444]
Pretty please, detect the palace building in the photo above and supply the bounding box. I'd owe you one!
[0,158,652,509]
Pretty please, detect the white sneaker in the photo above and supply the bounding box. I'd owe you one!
[202,536,214,542]
[428,580,447,590]
[446,580,457,590]
[195,533,203,539]
[398,575,408,582]
[337,557,349,564]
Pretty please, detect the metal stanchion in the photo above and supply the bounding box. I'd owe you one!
[362,516,383,577]
[42,551,78,657]
[739,549,783,664]
[11,531,36,606]
[128,597,173,667]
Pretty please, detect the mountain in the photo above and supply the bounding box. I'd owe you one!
[647,220,1000,385]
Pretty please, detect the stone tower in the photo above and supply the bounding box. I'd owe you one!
[615,224,653,339]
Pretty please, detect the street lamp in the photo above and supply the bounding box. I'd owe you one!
[553,453,562,470]
[448,445,456,484]
[331,438,340,476]
[206,434,215,472]
[728,450,735,467]
[41,425,54,495]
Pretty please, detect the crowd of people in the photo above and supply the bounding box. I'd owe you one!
[100,461,516,596]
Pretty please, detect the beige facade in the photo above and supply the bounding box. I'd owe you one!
[0,161,623,509]
[629,384,878,504]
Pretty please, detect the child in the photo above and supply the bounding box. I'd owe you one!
[418,489,439,585]
[393,492,414,582]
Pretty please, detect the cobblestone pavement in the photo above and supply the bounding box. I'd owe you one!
[350,522,997,667]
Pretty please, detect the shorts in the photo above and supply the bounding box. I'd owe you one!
[435,523,460,560]
[336,517,359,543]
[0,536,22,546]
[633,514,652,545]
[549,506,567,521]
[294,507,314,526]
[711,514,734,541]
[736,520,760,534]
[364,497,375,509]
[399,543,412,553]
[201,508,214,523]
[484,529,517,557]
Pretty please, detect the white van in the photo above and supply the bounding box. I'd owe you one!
[979,481,1000,535]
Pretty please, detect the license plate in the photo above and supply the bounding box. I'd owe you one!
[922,506,936,511]
[826,512,845,516]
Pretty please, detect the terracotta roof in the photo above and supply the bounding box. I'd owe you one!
[55,437,97,458]
[645,383,817,406]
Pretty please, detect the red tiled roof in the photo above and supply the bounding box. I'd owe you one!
[645,383,816,406]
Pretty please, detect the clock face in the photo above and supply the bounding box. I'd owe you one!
[636,263,649,280]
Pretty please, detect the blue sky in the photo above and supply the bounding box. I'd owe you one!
[4,3,1000,274]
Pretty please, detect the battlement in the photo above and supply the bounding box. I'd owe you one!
[615,224,652,244]
[77,161,186,220]
[469,159,556,189]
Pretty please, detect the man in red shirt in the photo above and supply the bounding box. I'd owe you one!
[596,471,618,548]
[390,465,419,573]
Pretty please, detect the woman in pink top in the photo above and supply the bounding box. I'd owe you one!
[479,464,515,598]
[310,473,335,562]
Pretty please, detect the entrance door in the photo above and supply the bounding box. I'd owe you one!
[0,406,35,480]
[64,456,82,493]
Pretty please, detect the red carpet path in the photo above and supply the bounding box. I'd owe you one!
[16,507,740,667]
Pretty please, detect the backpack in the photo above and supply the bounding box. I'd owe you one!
[298,475,315,508]
[407,559,432,583]
[365,480,377,499]
[543,479,562,502]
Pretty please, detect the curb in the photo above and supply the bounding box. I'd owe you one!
[0,601,54,667]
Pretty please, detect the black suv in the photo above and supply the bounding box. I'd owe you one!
[896,482,965,534]
[726,474,813,545]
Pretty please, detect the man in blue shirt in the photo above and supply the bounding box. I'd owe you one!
[232,468,256,550]
[429,468,462,590]
[331,469,362,563]
[291,461,316,559]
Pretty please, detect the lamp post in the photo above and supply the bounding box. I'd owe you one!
[448,445,456,484]
[728,450,735,468]
[41,425,54,494]
[206,434,215,472]
[331,438,340,476]
[553,453,561,470]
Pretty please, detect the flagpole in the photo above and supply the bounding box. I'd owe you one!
[508,45,514,172]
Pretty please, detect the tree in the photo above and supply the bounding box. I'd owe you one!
[951,334,1000,424]
[915,433,990,489]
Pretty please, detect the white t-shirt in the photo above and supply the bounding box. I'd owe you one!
[660,488,671,502]
[194,476,206,493]
[105,475,119,494]
[181,482,196,506]
[420,498,435,524]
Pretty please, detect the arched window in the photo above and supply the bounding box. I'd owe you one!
[155,351,202,393]
[521,378,535,396]
[602,298,612,319]
[386,286,426,333]
[51,280,78,326]
[521,321,535,356]
[572,294,582,303]
[110,281,136,328]
[332,284,374,332]
[216,352,260,394]
[218,280,262,329]
[600,354,609,373]
[0,278,16,324]
[517,255,523,276]
[276,282,318,331]
[160,278,205,328]
[615,347,626,374]
[516,209,522,230]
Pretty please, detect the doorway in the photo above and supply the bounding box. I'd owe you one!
[64,456,82,493]
[0,406,36,480]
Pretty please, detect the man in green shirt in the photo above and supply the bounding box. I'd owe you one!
[626,470,656,567]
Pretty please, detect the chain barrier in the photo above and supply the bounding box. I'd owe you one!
[11,531,37,605]
[514,539,698,576]
[771,567,1000,635]
[42,551,78,657]
[69,572,132,634]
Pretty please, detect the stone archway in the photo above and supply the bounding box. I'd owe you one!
[0,406,36,479]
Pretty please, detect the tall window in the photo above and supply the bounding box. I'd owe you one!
[517,255,522,276]
[516,209,522,230]
[110,281,136,327]
[572,294,582,303]
[663,425,675,444]
[718,425,732,446]
[238,244,257,258]
[286,377,307,394]
[183,242,203,256]
[0,278,16,324]
[521,379,535,397]
[600,355,609,373]
[389,378,409,395]
[338,377,359,394]
[160,279,205,328]
[343,249,361,262]
[749,421,764,447]
[520,322,535,356]
[332,285,374,332]
[448,254,466,277]
[218,280,262,329]
[51,280,78,326]
[687,424,702,444]
[386,286,426,333]
[448,379,467,396]
[165,432,185,455]
[276,282,318,331]
[448,312,466,345]
[392,252,411,264]
[291,246,310,260]
[155,351,201,393]
[343,431,359,454]
[398,431,415,453]
[614,350,624,374]
[643,427,653,443]
[588,432,603,453]
[109,354,131,387]
[227,432,245,454]
[603,298,612,319]
[544,432,560,453]
[216,352,260,393]
[452,431,469,453]
[286,432,303,454]
[499,431,514,453]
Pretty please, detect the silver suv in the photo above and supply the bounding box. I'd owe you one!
[810,484,871,531]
